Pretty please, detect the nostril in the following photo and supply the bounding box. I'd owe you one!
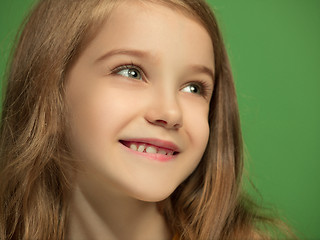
[155,120,167,125]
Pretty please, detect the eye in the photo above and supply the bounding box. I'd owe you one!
[181,83,203,95]
[114,65,143,80]
[181,81,213,100]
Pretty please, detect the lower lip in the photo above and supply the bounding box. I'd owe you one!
[120,142,177,162]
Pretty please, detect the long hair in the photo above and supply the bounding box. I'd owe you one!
[0,0,295,239]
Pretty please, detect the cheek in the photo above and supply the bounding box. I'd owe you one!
[174,107,209,185]
[178,100,210,181]
[65,87,115,157]
[189,117,210,158]
[65,84,142,156]
[182,99,210,151]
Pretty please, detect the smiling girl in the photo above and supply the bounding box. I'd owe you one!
[0,0,294,239]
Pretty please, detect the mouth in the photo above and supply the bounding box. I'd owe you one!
[119,139,180,156]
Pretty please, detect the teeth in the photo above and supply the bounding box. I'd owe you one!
[128,142,176,155]
[146,146,157,153]
[130,144,138,151]
[158,150,167,155]
[167,151,174,156]
[137,144,146,152]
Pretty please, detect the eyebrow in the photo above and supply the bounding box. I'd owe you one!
[95,48,215,82]
[187,64,215,83]
[95,48,151,63]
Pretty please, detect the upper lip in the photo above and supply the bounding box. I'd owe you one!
[120,138,180,152]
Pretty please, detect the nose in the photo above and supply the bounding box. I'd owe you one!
[144,92,183,130]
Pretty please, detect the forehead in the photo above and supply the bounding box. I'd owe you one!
[82,0,214,71]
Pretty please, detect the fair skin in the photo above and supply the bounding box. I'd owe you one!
[65,1,214,240]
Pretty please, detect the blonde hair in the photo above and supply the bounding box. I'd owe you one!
[0,0,295,239]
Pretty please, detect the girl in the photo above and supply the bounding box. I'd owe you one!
[0,0,294,239]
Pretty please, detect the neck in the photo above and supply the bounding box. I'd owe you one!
[67,182,172,240]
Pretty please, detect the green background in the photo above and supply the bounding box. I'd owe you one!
[0,0,319,239]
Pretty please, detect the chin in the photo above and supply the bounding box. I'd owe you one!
[129,185,178,203]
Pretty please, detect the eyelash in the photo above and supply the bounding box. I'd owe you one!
[184,80,212,98]
[110,63,212,98]
[111,63,145,80]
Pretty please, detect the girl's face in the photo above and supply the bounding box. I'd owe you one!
[66,0,214,202]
